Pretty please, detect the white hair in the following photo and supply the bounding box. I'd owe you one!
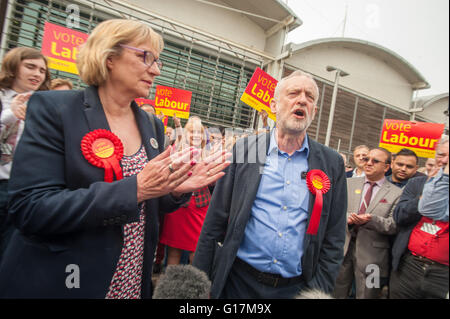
[438,135,449,147]
[273,70,320,104]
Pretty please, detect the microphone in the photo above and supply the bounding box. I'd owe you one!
[295,288,334,299]
[152,264,211,299]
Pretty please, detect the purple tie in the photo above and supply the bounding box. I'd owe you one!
[359,182,376,215]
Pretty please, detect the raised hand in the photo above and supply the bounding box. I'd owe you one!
[11,92,32,120]
[136,146,199,202]
[259,109,268,126]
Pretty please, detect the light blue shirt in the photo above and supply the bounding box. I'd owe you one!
[236,129,310,278]
[418,167,449,222]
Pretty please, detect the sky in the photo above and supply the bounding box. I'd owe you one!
[284,0,449,98]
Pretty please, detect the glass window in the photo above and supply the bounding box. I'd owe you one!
[5,0,260,128]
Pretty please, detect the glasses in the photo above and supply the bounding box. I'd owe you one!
[362,157,386,164]
[119,44,163,69]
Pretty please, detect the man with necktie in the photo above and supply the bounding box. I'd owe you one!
[333,147,403,299]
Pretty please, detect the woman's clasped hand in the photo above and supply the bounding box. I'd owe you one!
[136,145,231,202]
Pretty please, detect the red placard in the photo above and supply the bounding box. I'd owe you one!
[240,67,277,121]
[154,85,192,119]
[379,119,445,158]
[41,22,88,74]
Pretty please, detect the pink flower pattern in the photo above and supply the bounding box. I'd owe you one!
[105,145,148,299]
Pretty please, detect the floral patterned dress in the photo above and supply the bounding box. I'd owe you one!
[105,145,148,299]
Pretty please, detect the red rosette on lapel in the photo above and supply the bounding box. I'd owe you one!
[81,129,124,183]
[306,169,331,235]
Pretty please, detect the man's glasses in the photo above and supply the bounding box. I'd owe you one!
[119,44,163,70]
[362,157,386,164]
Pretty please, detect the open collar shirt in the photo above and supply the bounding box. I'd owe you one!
[236,128,310,278]
[359,176,386,210]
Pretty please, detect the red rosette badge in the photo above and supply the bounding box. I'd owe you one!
[306,169,331,235]
[81,129,124,183]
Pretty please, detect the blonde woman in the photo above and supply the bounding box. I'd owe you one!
[0,19,229,298]
[160,116,212,265]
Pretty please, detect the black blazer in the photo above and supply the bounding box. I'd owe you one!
[193,132,348,297]
[391,176,427,271]
[0,86,189,298]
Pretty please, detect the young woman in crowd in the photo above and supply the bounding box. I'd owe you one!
[159,116,212,265]
[0,47,51,257]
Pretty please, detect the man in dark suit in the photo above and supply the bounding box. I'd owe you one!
[390,137,449,298]
[193,70,347,299]
[386,148,425,189]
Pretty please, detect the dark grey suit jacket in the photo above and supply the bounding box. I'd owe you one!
[193,132,348,298]
[344,177,402,278]
[0,86,189,298]
[391,176,427,271]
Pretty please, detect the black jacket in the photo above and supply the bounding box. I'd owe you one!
[391,175,427,271]
[0,86,189,298]
[193,132,348,297]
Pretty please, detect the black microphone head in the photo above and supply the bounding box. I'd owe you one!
[153,264,211,299]
[295,288,334,299]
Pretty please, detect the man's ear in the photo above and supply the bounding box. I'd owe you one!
[384,163,391,173]
[270,98,277,114]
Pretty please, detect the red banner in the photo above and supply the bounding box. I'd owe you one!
[154,85,192,119]
[379,119,445,158]
[240,67,277,121]
[41,22,88,75]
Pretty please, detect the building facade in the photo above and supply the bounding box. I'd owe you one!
[0,0,300,130]
[1,0,446,160]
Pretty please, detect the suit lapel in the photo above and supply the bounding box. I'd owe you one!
[82,86,110,131]
[235,132,271,224]
[349,178,365,214]
[82,86,159,160]
[306,138,323,218]
[248,131,270,197]
[366,182,391,214]
[132,102,160,160]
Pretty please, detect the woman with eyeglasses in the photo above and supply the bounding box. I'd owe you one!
[0,19,230,298]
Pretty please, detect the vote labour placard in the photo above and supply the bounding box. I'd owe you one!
[379,119,445,158]
[240,68,277,121]
[154,85,192,119]
[41,22,88,75]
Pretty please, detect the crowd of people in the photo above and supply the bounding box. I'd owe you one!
[0,18,447,299]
